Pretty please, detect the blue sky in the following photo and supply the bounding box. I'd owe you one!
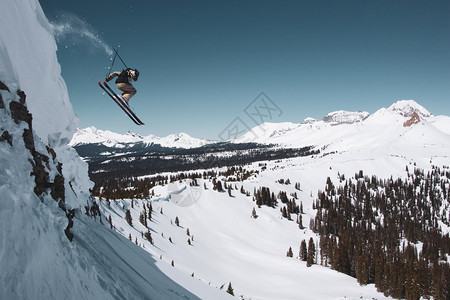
[40,0,450,140]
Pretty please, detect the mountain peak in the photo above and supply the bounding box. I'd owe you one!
[388,100,432,118]
[322,110,369,125]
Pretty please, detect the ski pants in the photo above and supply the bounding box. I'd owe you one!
[116,83,136,101]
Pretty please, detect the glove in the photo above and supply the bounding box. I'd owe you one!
[105,77,110,82]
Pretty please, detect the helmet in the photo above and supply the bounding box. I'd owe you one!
[133,69,139,81]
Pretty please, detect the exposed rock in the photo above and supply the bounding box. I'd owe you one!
[3,81,72,242]
[64,209,75,242]
[22,128,35,152]
[323,110,369,125]
[0,80,10,92]
[17,90,26,104]
[0,130,12,146]
[10,98,32,128]
[5,84,67,203]
[51,174,65,202]
[403,112,421,127]
[0,80,10,109]
[47,146,57,161]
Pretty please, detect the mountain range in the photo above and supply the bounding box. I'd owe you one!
[71,99,450,158]
[70,127,212,149]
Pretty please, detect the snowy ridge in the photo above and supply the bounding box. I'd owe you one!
[236,100,450,157]
[70,126,211,149]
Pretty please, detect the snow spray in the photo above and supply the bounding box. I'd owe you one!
[50,13,113,57]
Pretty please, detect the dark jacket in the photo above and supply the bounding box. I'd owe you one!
[106,68,139,84]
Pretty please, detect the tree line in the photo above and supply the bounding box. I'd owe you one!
[312,167,449,299]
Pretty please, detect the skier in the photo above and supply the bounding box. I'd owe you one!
[105,68,139,105]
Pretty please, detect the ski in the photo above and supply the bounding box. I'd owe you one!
[98,81,141,125]
[98,81,144,125]
[102,81,145,125]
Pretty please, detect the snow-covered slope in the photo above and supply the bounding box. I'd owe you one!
[98,173,391,300]
[70,126,211,148]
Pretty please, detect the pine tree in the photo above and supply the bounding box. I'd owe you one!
[300,240,307,261]
[226,282,234,296]
[144,230,153,244]
[108,215,113,230]
[287,247,293,257]
[125,209,133,226]
[251,207,257,219]
[307,238,315,267]
[217,180,223,192]
[298,214,304,229]
[139,212,146,226]
[282,206,288,219]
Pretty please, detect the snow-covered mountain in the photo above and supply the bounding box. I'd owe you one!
[237,99,450,159]
[70,126,212,149]
[72,100,449,162]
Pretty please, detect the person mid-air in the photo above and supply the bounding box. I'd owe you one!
[105,68,139,105]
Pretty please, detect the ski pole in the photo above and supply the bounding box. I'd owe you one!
[112,47,128,69]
